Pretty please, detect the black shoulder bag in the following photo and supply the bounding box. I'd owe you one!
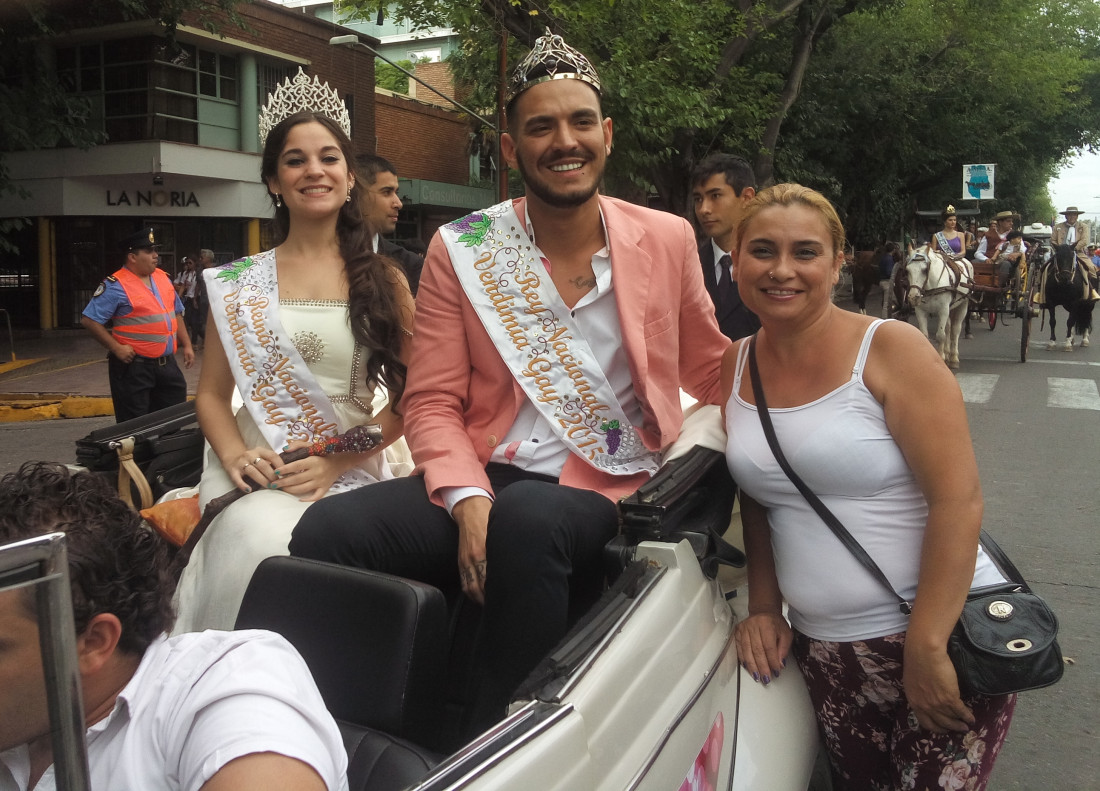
[746,335,1063,697]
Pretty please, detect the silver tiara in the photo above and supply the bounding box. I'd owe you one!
[258,67,352,148]
[506,28,601,105]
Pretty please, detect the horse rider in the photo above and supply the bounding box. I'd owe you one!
[1051,205,1100,301]
[974,209,1024,288]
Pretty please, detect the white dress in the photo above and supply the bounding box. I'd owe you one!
[172,301,409,633]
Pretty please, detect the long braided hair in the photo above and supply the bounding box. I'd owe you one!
[260,111,407,409]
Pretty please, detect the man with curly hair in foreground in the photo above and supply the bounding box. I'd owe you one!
[0,462,348,791]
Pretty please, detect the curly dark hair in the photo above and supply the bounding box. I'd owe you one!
[0,462,174,654]
[261,111,407,408]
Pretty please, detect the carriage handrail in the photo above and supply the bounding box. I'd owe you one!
[0,533,91,791]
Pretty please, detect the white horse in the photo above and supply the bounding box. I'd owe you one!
[905,245,973,369]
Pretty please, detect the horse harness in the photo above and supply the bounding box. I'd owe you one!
[910,248,971,303]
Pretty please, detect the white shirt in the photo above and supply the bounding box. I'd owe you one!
[710,239,732,284]
[175,269,197,300]
[441,205,641,512]
[0,631,348,791]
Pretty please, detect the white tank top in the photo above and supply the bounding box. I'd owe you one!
[724,320,1004,641]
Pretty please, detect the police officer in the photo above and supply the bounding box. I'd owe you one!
[81,227,195,422]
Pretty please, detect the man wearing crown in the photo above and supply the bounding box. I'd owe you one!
[291,30,729,732]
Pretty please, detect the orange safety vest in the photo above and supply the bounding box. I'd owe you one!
[111,267,178,358]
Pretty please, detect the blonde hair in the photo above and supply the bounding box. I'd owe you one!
[735,183,846,258]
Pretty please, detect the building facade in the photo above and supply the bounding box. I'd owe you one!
[0,1,378,329]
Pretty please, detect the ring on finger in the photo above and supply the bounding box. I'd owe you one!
[252,457,264,466]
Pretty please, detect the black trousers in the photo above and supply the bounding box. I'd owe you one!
[185,298,207,345]
[289,465,619,730]
[107,353,187,423]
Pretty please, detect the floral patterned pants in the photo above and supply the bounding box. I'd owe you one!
[792,630,1016,791]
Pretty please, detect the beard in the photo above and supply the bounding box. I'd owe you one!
[515,150,603,209]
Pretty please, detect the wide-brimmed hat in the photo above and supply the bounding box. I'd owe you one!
[991,210,1019,222]
[1060,206,1084,215]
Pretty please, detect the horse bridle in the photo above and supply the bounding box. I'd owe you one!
[907,247,966,301]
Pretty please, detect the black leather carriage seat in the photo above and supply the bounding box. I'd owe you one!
[235,556,449,791]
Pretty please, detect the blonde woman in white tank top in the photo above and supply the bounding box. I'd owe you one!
[720,184,1014,791]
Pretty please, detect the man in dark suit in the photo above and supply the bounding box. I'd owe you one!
[690,153,761,340]
[356,154,424,296]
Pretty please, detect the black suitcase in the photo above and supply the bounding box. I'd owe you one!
[75,401,205,506]
[613,445,745,578]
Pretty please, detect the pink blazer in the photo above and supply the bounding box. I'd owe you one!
[404,195,730,505]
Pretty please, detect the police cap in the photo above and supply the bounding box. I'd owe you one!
[118,227,161,253]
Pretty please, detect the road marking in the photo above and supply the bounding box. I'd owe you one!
[956,373,999,404]
[1047,378,1100,410]
[966,356,1100,367]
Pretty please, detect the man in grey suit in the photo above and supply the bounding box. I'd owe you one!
[690,154,760,341]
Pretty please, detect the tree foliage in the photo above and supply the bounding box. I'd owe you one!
[353,0,1100,241]
[375,58,416,94]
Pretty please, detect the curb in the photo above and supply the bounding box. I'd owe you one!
[0,394,115,423]
[0,359,43,375]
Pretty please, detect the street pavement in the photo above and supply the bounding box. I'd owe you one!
[1,285,1097,788]
[0,328,202,422]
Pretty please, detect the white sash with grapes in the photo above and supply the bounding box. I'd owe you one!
[441,200,658,476]
[205,250,374,491]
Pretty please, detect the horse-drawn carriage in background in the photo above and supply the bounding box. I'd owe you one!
[967,222,1051,362]
[895,221,1094,364]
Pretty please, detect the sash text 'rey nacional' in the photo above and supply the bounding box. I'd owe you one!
[443,202,657,475]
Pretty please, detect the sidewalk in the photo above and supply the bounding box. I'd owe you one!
[0,329,201,423]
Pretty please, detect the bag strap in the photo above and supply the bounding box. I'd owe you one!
[747,335,1028,611]
[113,436,154,511]
[747,335,913,614]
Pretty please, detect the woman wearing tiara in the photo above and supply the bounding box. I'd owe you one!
[173,75,415,633]
[931,205,968,261]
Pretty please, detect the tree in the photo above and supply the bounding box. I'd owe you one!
[783,0,1100,240]
[359,0,892,214]
[375,58,416,94]
[301,0,1100,239]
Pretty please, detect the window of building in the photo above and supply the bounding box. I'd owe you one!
[56,37,240,146]
[407,48,441,63]
[259,63,297,107]
[199,50,238,101]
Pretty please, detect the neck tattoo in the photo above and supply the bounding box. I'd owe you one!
[570,274,597,290]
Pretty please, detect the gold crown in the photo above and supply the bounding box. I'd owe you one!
[506,28,601,105]
[945,204,956,215]
[258,67,352,148]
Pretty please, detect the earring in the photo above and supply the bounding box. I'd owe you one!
[274,193,282,208]
[346,184,352,203]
